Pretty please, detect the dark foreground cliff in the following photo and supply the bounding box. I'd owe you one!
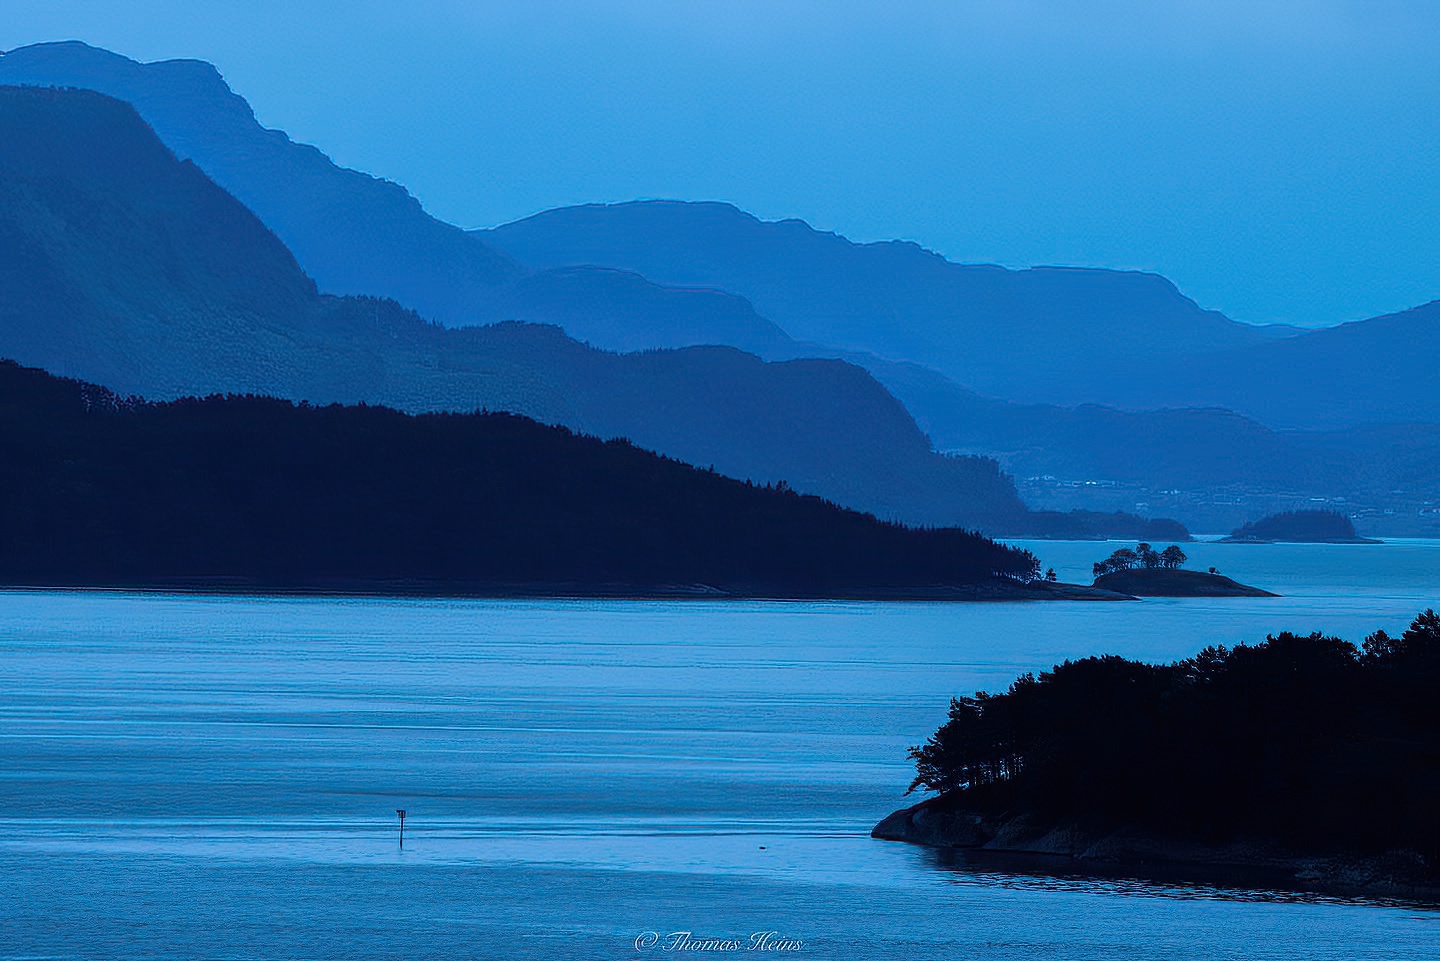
[876,612,1440,901]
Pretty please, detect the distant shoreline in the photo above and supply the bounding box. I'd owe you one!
[1219,536,1384,545]
[0,578,1135,603]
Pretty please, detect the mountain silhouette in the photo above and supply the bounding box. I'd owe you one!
[0,41,796,360]
[0,83,1062,533]
[484,200,1440,524]
[487,199,1440,432]
[863,360,1345,487]
[20,44,1399,532]
[483,200,1302,405]
[871,357,1440,533]
[1106,300,1440,429]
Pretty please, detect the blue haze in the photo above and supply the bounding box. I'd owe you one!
[2,1,1439,327]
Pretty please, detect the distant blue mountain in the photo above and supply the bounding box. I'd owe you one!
[486,201,1440,430]
[1109,300,1440,430]
[859,355,1440,534]
[0,83,1074,534]
[14,42,1431,533]
[483,200,1301,406]
[484,200,1440,526]
[13,44,1430,434]
[0,41,795,360]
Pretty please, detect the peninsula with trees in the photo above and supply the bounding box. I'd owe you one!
[874,610,1440,900]
[0,359,1119,601]
[1090,543,1275,597]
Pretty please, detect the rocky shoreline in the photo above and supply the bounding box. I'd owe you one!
[873,797,1440,903]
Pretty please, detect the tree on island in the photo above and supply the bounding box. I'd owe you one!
[1092,542,1186,579]
[1093,548,1137,578]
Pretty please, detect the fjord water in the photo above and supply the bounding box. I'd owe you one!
[3,541,1438,960]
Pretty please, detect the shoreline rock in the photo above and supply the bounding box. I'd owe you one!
[873,797,1440,903]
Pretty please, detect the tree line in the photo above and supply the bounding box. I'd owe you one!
[1092,542,1187,579]
[0,359,1041,594]
[908,610,1440,863]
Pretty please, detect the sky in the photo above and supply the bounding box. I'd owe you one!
[3,0,1439,327]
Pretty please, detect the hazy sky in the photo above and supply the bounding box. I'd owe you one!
[4,1,1438,326]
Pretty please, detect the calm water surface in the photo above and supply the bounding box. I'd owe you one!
[2,540,1438,959]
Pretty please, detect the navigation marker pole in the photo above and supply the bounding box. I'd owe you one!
[396,809,407,850]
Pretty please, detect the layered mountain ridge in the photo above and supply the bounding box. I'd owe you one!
[6,41,1436,535]
[486,200,1299,406]
[485,199,1440,430]
[485,201,1440,531]
[0,41,796,359]
[0,83,1054,534]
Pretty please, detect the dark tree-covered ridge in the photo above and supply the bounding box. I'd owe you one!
[906,610,1440,862]
[0,359,1043,596]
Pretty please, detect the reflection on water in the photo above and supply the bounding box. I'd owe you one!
[2,541,1439,959]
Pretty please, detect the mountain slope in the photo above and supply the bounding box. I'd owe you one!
[0,83,1037,532]
[860,359,1354,490]
[1115,301,1440,429]
[0,359,1045,595]
[484,200,1299,405]
[864,357,1440,533]
[0,41,795,359]
[0,43,521,300]
[38,40,1429,438]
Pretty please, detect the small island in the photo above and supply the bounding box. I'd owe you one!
[1090,543,1275,597]
[1222,509,1381,544]
[874,610,1440,901]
